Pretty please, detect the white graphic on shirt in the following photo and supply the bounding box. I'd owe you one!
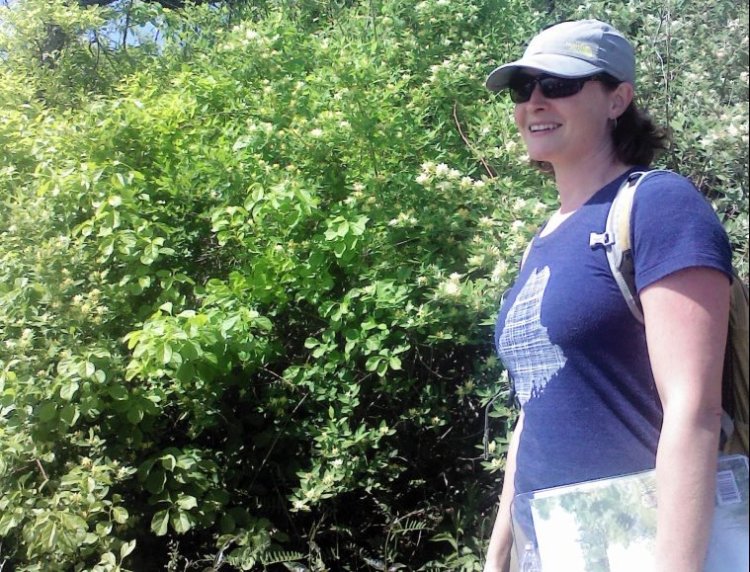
[499,266,566,404]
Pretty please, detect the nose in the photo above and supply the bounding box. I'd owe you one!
[526,82,547,105]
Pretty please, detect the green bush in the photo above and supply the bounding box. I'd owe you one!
[0,0,746,570]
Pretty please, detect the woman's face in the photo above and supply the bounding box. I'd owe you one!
[512,69,627,169]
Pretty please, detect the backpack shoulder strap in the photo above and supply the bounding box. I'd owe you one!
[589,169,671,323]
[723,276,750,455]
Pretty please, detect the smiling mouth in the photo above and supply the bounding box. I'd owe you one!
[529,123,561,133]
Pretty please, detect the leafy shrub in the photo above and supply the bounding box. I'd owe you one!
[0,0,746,570]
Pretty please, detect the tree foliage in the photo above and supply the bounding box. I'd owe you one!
[0,0,747,570]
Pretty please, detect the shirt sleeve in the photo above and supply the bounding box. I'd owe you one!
[631,170,733,293]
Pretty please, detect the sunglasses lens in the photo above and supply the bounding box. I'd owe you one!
[540,77,583,99]
[509,75,535,103]
[508,75,589,103]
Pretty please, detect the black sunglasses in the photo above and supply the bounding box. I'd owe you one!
[507,73,604,104]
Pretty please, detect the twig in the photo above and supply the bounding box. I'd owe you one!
[36,459,49,490]
[452,102,497,179]
[261,366,294,386]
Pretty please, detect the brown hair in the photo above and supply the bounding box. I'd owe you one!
[611,102,670,166]
[602,74,670,167]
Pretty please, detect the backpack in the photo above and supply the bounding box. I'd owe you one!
[589,170,750,456]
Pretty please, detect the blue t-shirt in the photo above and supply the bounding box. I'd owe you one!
[495,169,733,511]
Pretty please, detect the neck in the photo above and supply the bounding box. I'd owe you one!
[552,155,632,213]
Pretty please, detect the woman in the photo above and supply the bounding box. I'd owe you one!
[482,20,732,572]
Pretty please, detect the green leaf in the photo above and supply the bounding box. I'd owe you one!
[112,506,129,524]
[38,402,57,422]
[108,384,128,400]
[171,510,193,534]
[151,509,170,536]
[365,356,382,372]
[60,404,80,427]
[176,495,197,511]
[161,454,177,472]
[0,512,20,536]
[121,539,137,559]
[60,380,79,401]
[158,343,173,365]
[144,469,166,494]
[126,402,144,424]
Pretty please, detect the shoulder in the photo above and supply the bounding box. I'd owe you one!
[632,169,717,215]
[629,170,732,291]
[635,169,699,198]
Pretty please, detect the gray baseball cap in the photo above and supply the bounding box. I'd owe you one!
[486,19,635,92]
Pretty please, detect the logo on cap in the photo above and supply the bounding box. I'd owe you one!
[564,41,595,58]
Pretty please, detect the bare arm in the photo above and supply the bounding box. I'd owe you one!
[484,410,524,572]
[640,267,730,572]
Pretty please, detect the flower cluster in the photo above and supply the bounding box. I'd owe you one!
[415,161,486,193]
[427,40,489,85]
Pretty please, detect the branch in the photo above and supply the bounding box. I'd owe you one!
[452,101,497,179]
[36,458,50,490]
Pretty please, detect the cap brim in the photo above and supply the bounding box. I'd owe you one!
[485,54,604,92]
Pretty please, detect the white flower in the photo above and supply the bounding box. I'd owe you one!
[421,161,436,174]
[292,499,309,511]
[468,254,484,267]
[435,163,450,177]
[440,281,460,297]
[415,173,430,186]
[309,128,324,138]
[491,260,509,283]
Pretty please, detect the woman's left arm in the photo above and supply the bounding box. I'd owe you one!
[640,266,731,572]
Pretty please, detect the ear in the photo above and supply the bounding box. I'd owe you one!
[610,82,634,119]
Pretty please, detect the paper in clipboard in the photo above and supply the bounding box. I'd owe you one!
[511,455,749,572]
